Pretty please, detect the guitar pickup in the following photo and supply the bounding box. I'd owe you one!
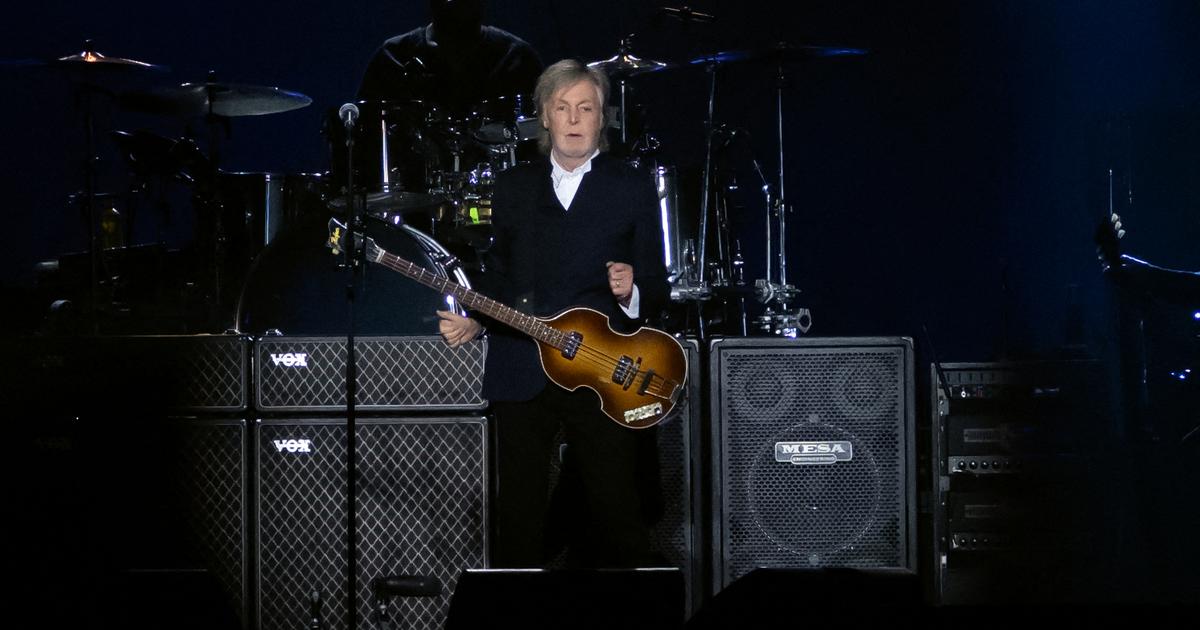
[561,331,582,359]
[612,355,640,389]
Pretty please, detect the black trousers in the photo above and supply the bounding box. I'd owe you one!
[489,383,662,568]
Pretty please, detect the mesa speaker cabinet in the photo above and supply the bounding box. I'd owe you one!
[254,417,488,630]
[709,337,916,592]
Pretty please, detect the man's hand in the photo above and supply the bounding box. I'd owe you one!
[1095,212,1125,273]
[437,310,482,348]
[606,261,634,305]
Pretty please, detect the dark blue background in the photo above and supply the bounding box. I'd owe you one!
[2,0,1199,362]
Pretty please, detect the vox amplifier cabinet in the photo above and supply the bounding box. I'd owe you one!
[255,416,488,630]
[255,336,486,412]
[3,334,249,413]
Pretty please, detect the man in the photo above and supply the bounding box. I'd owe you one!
[357,0,543,114]
[438,59,671,568]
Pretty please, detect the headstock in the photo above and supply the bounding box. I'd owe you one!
[326,217,383,262]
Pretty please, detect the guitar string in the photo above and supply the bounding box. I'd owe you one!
[376,252,679,399]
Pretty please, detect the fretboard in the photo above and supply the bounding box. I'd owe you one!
[373,248,568,349]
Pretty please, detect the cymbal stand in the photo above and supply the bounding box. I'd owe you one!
[65,40,114,333]
[753,59,811,337]
[696,60,716,297]
[676,59,722,339]
[80,82,103,333]
[199,71,234,329]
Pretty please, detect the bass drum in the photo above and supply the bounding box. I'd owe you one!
[235,212,471,336]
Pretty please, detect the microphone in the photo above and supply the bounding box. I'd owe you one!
[338,102,360,131]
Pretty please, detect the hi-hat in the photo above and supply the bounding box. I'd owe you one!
[689,42,868,66]
[122,81,312,117]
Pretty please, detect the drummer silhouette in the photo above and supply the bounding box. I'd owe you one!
[345,0,545,249]
[357,0,543,114]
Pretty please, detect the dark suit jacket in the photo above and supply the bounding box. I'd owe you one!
[477,153,670,402]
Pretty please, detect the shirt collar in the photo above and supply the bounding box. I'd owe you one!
[550,149,601,187]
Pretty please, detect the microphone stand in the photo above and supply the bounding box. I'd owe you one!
[340,107,361,630]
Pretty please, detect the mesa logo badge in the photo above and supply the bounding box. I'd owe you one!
[774,441,853,465]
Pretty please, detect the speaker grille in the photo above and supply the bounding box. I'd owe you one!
[65,418,247,623]
[3,335,249,412]
[255,337,486,411]
[255,418,488,630]
[712,338,914,587]
[171,419,247,616]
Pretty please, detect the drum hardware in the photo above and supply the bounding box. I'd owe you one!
[110,129,209,186]
[34,41,172,332]
[513,94,541,141]
[691,42,867,337]
[119,70,314,330]
[754,307,813,338]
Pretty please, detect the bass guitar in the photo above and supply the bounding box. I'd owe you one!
[327,218,687,429]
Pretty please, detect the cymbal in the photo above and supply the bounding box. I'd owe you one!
[689,43,868,66]
[122,81,312,117]
[54,48,167,72]
[2,43,168,83]
[587,52,675,77]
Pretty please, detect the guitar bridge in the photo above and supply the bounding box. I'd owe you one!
[561,331,582,359]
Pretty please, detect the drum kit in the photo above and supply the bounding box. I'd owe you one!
[15,33,865,338]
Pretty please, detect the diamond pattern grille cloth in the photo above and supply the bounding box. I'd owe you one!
[256,419,486,630]
[256,337,485,410]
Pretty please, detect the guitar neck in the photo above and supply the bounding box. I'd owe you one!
[372,248,567,348]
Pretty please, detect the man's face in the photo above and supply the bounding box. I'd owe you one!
[542,79,604,166]
[430,0,483,28]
